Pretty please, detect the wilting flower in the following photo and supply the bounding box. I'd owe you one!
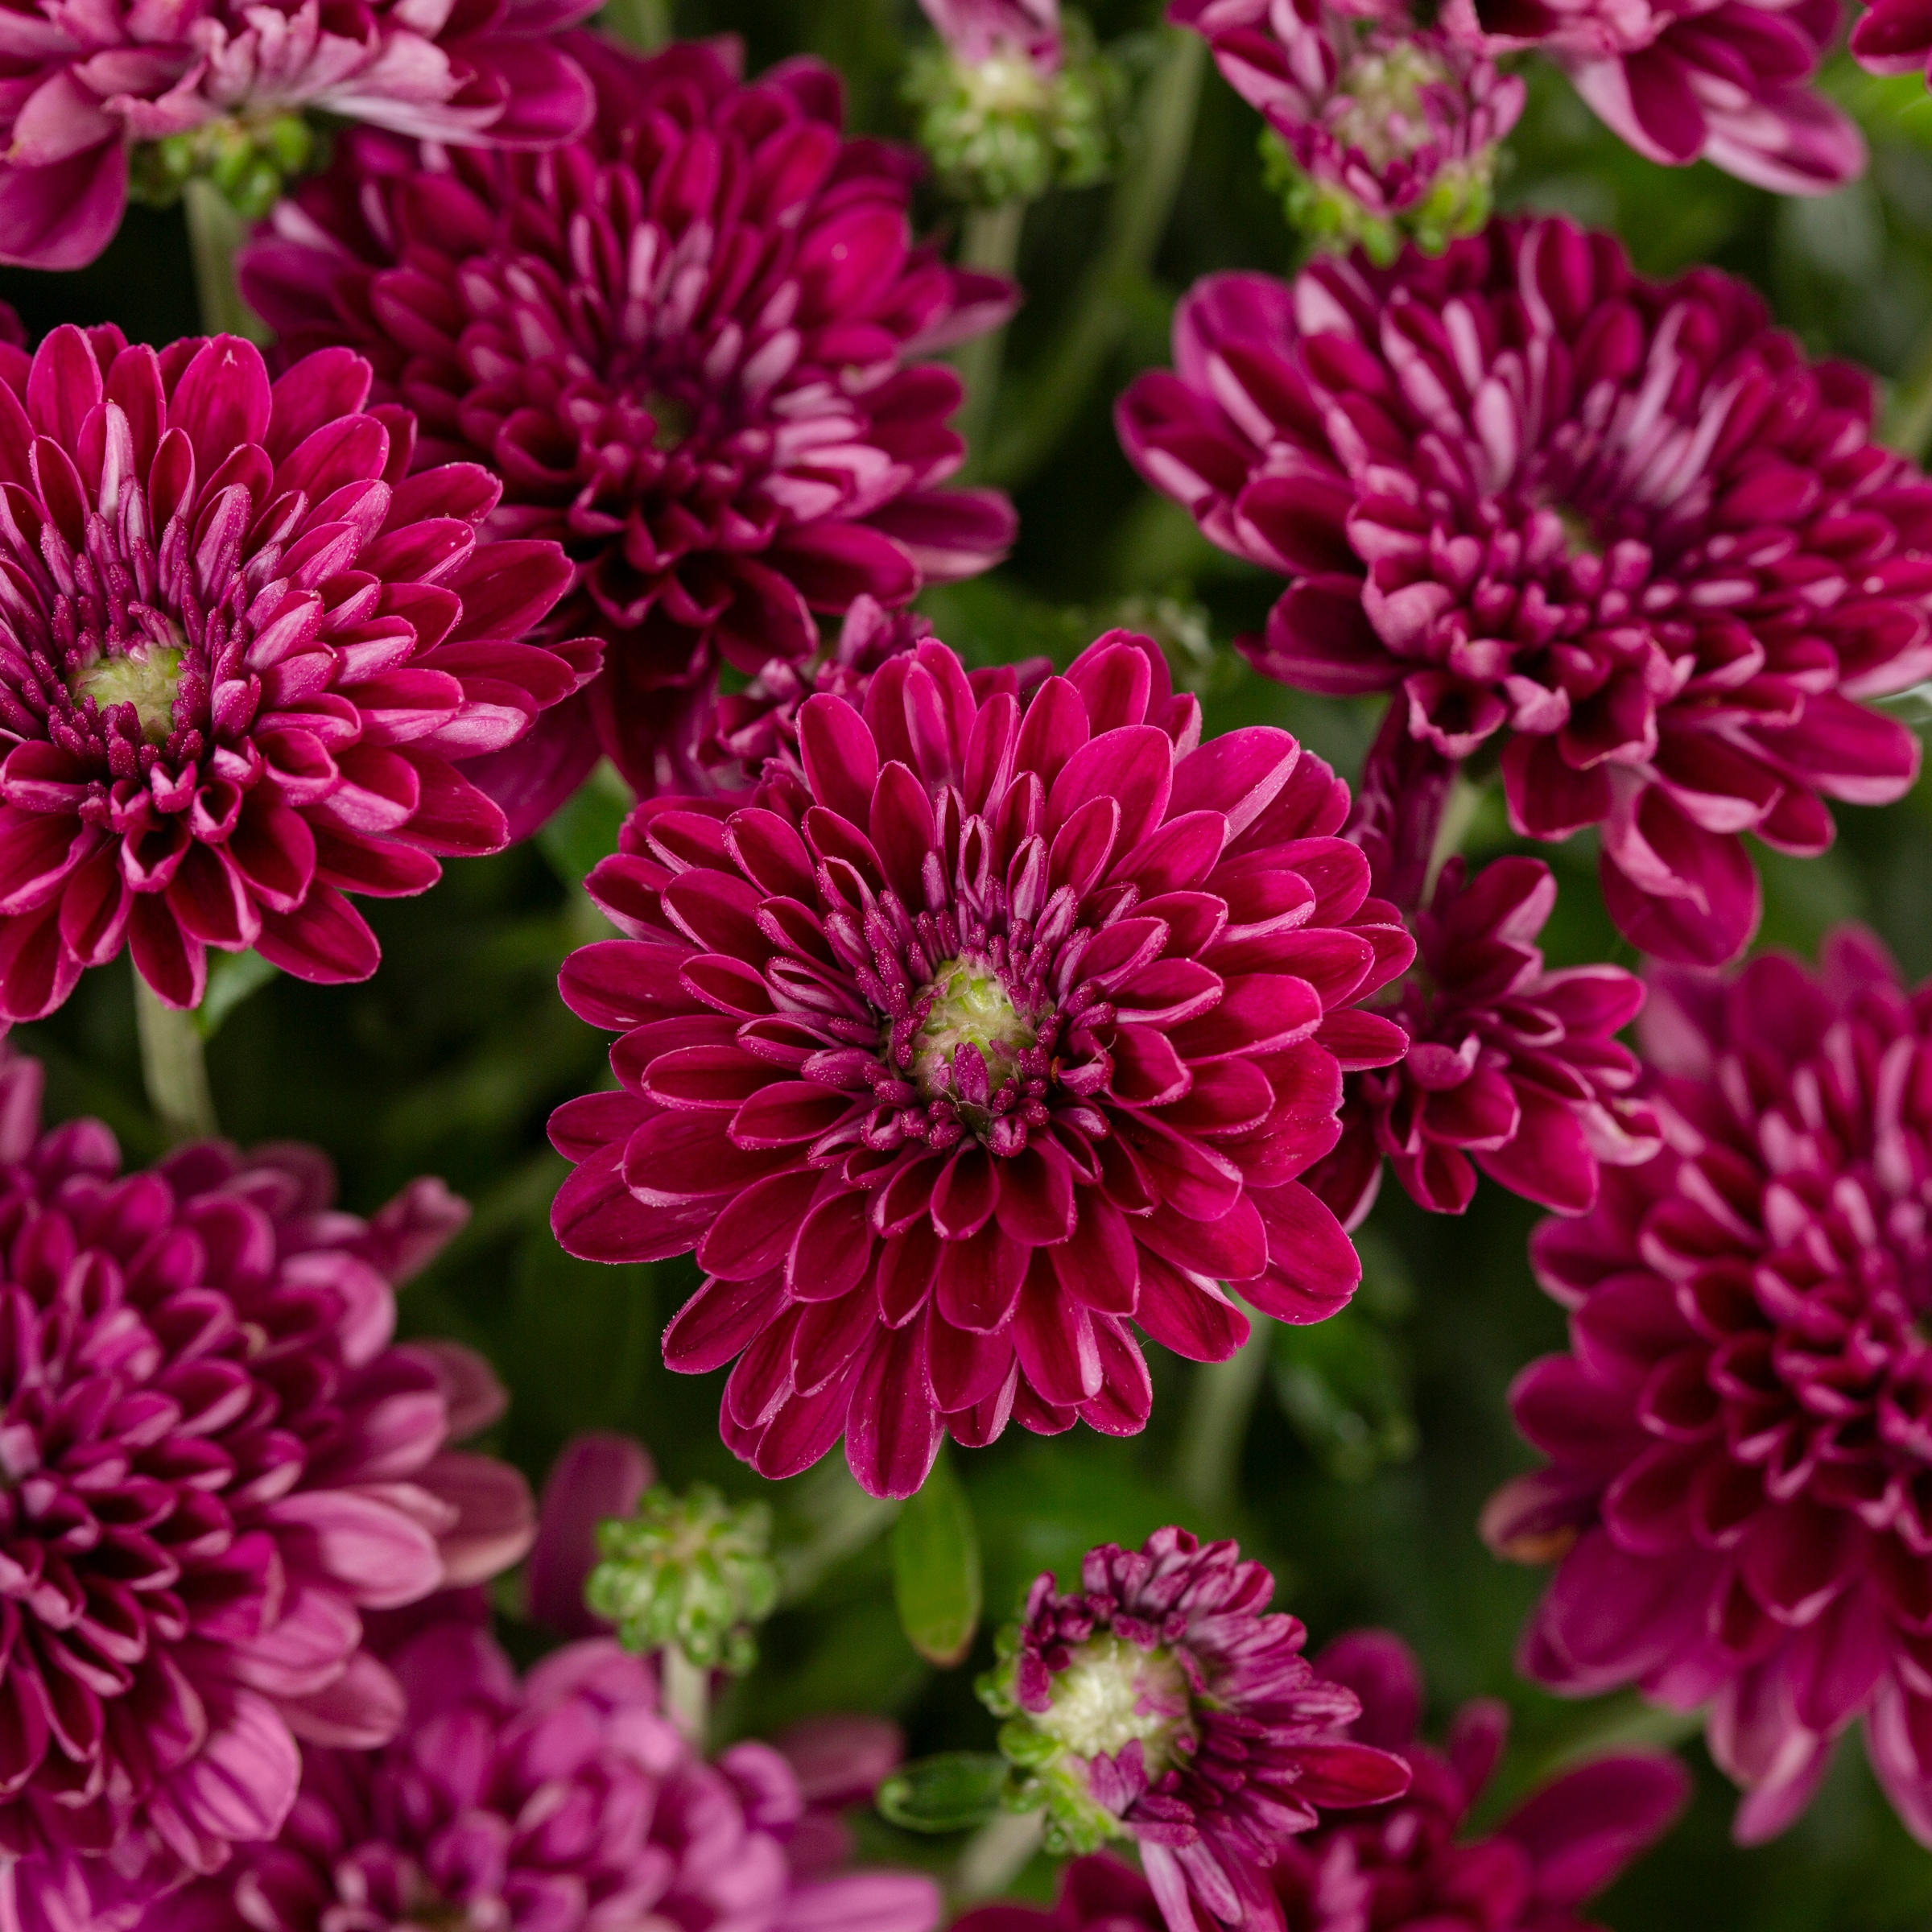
[0,1048,534,1932]
[242,34,1018,838]
[0,326,588,1020]
[147,1614,943,1932]
[1487,926,1932,1846]
[0,0,596,271]
[548,632,1414,1498]
[1442,0,1862,193]
[1171,0,1525,262]
[1309,857,1659,1224]
[1118,219,1932,967]
[979,1530,1411,1932]
[963,1625,1688,1932]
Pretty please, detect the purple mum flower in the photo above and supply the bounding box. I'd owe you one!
[1118,219,1932,968]
[980,1530,1412,1932]
[0,1047,535,1932]
[1487,926,1932,1846]
[241,34,1019,837]
[0,0,597,271]
[547,631,1415,1498]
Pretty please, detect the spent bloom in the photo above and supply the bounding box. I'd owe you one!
[1171,0,1525,262]
[1118,219,1932,968]
[242,34,1018,838]
[1310,857,1660,1224]
[547,632,1414,1498]
[0,1048,535,1932]
[0,325,588,1020]
[1487,927,1932,1846]
[0,0,597,271]
[978,1529,1411,1932]
[1442,0,1862,194]
[145,1613,943,1932]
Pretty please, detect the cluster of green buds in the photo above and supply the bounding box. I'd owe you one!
[1260,126,1498,268]
[129,113,318,221]
[586,1482,780,1673]
[906,11,1123,208]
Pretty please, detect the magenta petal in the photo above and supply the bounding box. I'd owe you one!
[530,1433,654,1636]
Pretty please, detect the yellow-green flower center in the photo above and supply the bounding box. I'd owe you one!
[71,643,184,746]
[1328,42,1451,168]
[1033,1633,1196,1779]
[910,953,1037,1100]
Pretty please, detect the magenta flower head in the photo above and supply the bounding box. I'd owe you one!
[1170,0,1525,262]
[922,0,1064,70]
[0,0,597,271]
[978,1530,1412,1932]
[0,325,588,1020]
[241,34,1020,838]
[1310,856,1660,1224]
[146,1616,943,1932]
[1118,219,1932,968]
[1485,925,1932,1846]
[1441,0,1861,193]
[547,631,1416,1499]
[0,1050,535,1932]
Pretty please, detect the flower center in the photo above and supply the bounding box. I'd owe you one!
[644,388,694,452]
[1328,42,1453,168]
[70,640,185,746]
[910,953,1038,1104]
[1034,1633,1197,1780]
[960,49,1053,117]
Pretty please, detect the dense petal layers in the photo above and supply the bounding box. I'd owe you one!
[1489,927,1932,1846]
[1119,218,1930,964]
[548,631,1413,1496]
[0,1048,533,1930]
[241,34,1018,836]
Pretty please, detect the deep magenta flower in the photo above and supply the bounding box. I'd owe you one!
[980,1530,1412,1932]
[548,631,1414,1498]
[1441,0,1861,193]
[1486,926,1932,1846]
[0,0,596,271]
[1118,219,1932,968]
[1309,856,1659,1224]
[0,1047,535,1932]
[241,34,1019,838]
[0,324,588,1020]
[145,1616,943,1932]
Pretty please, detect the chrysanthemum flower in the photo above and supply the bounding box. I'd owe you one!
[979,1530,1411,1932]
[146,1615,943,1932]
[0,0,596,271]
[1309,856,1659,1223]
[1487,926,1932,1845]
[0,1048,534,1932]
[1118,219,1932,967]
[1171,0,1524,262]
[922,0,1065,68]
[1441,0,1862,193]
[241,34,1019,838]
[0,325,588,1019]
[548,631,1414,1498]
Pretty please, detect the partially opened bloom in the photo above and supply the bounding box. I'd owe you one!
[0,0,596,271]
[0,1051,535,1932]
[242,34,1018,837]
[1310,857,1659,1224]
[1119,219,1932,967]
[1442,0,1861,194]
[922,0,1065,68]
[0,325,588,1019]
[147,1616,942,1932]
[1487,927,1932,1845]
[979,1530,1411,1932]
[548,632,1414,1497]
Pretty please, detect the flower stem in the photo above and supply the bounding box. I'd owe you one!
[134,976,218,1145]
[600,0,671,51]
[660,1643,710,1749]
[954,200,1028,462]
[1174,1307,1274,1516]
[184,179,266,344]
[952,1809,1044,1902]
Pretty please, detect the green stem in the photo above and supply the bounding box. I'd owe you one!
[954,200,1029,464]
[1174,1307,1273,1516]
[600,0,671,50]
[951,1809,1043,1903]
[979,29,1204,489]
[134,976,218,1145]
[184,179,266,344]
[661,1644,710,1748]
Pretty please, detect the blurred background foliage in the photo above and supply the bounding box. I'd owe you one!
[11,2,1932,1922]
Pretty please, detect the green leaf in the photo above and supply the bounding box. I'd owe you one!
[890,1447,983,1666]
[195,950,279,1040]
[876,1752,1007,1835]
